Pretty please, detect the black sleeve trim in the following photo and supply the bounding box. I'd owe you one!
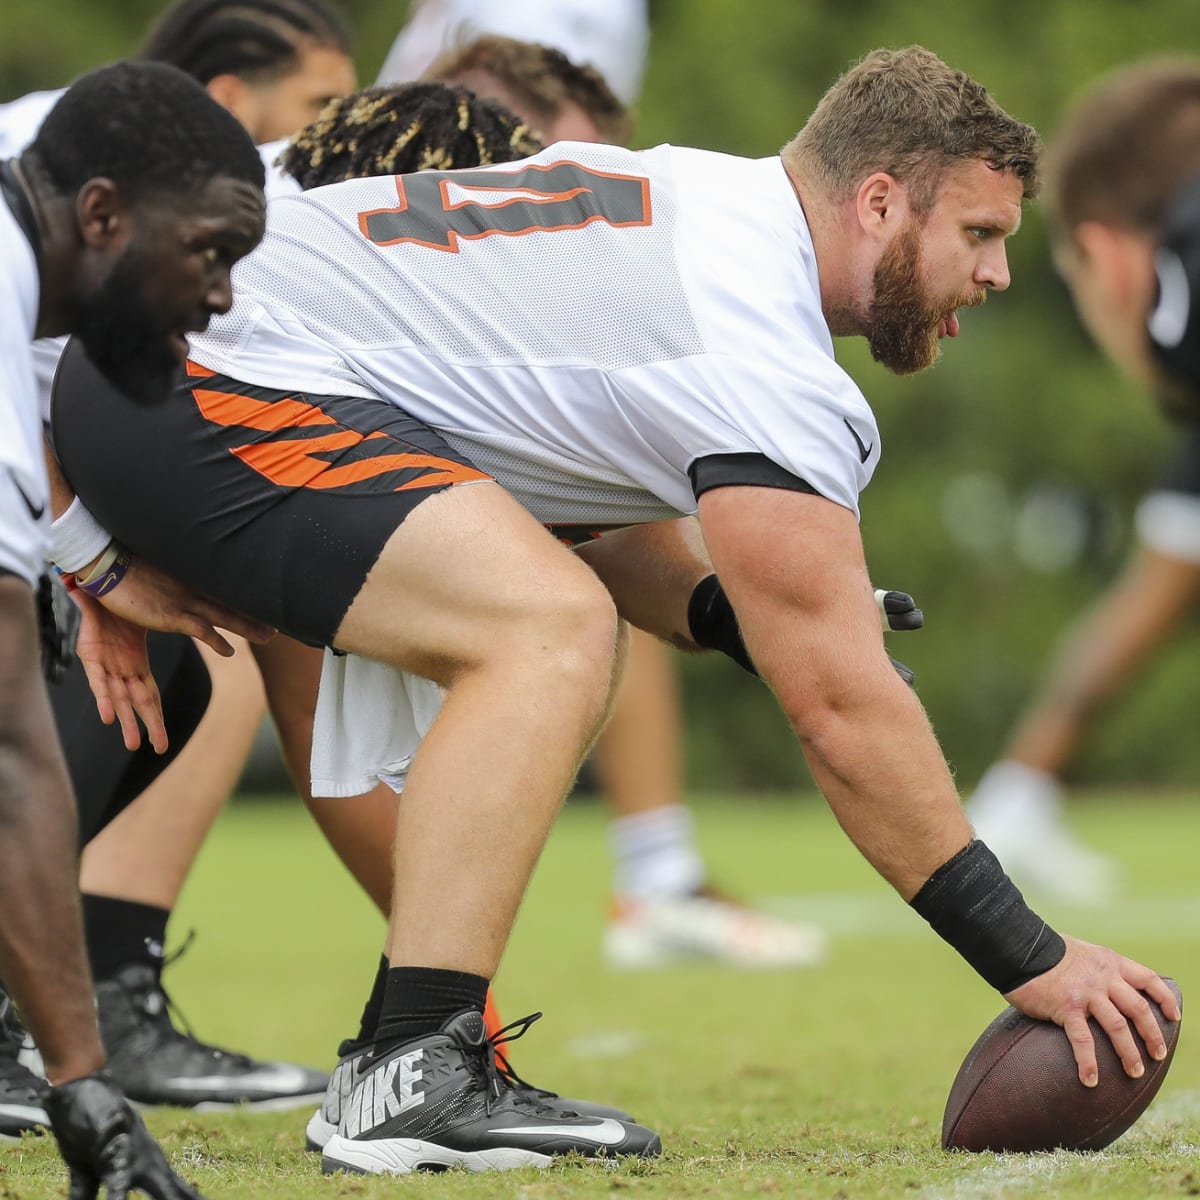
[688,453,820,500]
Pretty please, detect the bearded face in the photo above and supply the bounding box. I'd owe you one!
[866,220,986,376]
[74,237,185,407]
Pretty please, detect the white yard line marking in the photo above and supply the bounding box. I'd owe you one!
[1117,1087,1200,1150]
[914,1092,1200,1198]
[916,1155,1077,1199]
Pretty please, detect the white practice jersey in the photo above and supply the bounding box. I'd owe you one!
[0,89,61,160]
[0,89,65,417]
[0,199,50,585]
[190,142,881,531]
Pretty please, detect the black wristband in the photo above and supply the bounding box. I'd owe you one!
[687,575,758,676]
[909,839,1066,994]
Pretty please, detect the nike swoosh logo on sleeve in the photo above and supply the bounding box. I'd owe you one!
[842,418,874,463]
[6,470,44,520]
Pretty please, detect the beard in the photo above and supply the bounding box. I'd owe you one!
[74,246,183,406]
[866,222,985,376]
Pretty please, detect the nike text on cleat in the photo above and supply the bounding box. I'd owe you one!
[96,962,327,1111]
[0,987,48,1141]
[305,1040,361,1152]
[320,1009,660,1175]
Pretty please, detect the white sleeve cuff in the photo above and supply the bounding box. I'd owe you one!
[50,496,113,572]
[1134,491,1200,564]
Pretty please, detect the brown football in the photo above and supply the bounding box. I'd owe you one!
[942,976,1183,1152]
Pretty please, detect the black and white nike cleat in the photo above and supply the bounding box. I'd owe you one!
[321,1010,660,1175]
[0,988,48,1141]
[305,1023,636,1153]
[96,963,327,1111]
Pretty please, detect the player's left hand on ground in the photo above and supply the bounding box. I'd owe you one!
[45,1074,208,1200]
[1004,935,1182,1088]
[96,556,275,658]
[875,589,924,631]
[72,591,167,754]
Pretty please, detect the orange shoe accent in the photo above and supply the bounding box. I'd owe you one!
[483,990,503,1041]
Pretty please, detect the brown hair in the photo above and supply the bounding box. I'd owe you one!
[783,46,1039,217]
[1044,56,1200,237]
[279,82,542,188]
[424,33,632,146]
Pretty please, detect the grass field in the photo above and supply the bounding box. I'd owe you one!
[1,789,1196,1199]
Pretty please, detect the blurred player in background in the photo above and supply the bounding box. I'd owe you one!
[0,0,355,1136]
[971,56,1200,904]
[421,26,827,970]
[0,59,269,1196]
[378,0,649,106]
[50,47,1180,1177]
[969,426,1200,904]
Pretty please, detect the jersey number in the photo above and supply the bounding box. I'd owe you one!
[357,160,652,252]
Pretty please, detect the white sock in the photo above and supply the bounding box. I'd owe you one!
[609,804,706,900]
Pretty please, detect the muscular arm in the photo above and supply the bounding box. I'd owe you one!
[0,573,104,1083]
[1005,545,1200,772]
[698,486,970,897]
[699,485,1178,1083]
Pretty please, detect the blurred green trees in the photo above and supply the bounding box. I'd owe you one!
[4,0,1198,790]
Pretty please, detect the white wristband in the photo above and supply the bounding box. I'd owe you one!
[50,497,113,572]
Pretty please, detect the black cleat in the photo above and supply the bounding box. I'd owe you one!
[96,963,327,1111]
[321,1010,660,1175]
[305,1028,635,1153]
[0,988,48,1140]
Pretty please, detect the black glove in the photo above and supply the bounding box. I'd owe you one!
[45,1074,207,1200]
[876,589,924,632]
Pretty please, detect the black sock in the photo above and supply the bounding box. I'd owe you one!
[81,894,170,983]
[372,966,489,1049]
[344,954,389,1052]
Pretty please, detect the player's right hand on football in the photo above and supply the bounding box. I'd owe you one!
[1004,936,1181,1088]
[45,1074,207,1200]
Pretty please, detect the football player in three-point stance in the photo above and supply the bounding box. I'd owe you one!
[51,48,1180,1176]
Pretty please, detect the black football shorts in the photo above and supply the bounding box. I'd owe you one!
[51,339,491,647]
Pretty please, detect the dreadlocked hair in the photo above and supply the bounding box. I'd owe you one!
[279,82,543,189]
[140,0,351,85]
